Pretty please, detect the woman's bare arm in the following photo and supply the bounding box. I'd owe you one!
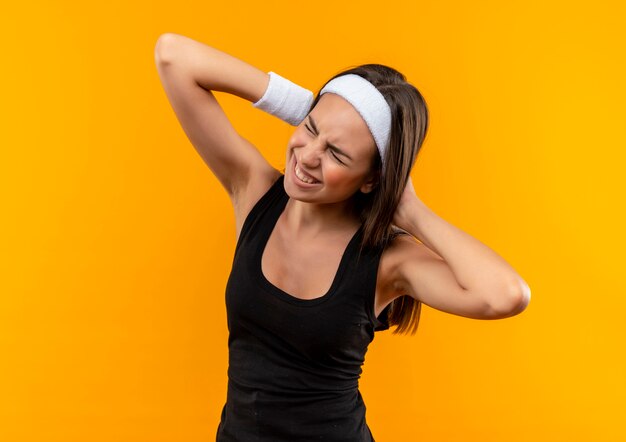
[154,32,279,198]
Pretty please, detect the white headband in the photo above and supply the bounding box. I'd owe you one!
[320,74,392,173]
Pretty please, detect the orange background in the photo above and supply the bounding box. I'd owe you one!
[1,1,625,441]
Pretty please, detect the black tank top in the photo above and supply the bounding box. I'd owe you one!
[216,173,391,441]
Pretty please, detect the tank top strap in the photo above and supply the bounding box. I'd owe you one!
[370,240,392,331]
[234,173,287,255]
[348,238,392,332]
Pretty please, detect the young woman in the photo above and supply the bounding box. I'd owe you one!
[155,33,531,442]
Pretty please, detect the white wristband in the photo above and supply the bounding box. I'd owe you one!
[252,71,314,126]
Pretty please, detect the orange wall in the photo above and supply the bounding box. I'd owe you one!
[1,1,624,441]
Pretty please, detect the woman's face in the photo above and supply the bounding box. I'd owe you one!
[285,93,379,203]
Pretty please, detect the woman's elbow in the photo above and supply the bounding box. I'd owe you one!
[154,33,180,64]
[487,282,531,319]
[503,283,532,317]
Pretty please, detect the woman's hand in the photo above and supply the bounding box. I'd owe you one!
[392,175,422,233]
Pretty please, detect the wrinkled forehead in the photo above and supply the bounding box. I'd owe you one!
[310,93,377,156]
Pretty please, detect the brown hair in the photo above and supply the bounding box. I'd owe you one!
[311,64,430,335]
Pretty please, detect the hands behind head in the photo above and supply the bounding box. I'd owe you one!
[391,176,422,234]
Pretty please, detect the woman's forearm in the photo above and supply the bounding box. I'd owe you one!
[404,197,531,310]
[154,33,269,103]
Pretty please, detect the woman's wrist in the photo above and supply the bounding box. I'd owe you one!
[252,71,314,126]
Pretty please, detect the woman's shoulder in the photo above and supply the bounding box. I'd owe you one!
[369,228,418,311]
[233,168,284,242]
[384,227,427,258]
[378,228,424,288]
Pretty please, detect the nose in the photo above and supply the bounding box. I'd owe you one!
[298,139,324,169]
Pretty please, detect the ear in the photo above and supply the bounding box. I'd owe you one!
[359,169,380,194]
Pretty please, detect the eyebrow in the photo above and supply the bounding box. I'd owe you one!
[307,115,354,162]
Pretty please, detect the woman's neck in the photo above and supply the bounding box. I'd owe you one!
[282,197,361,238]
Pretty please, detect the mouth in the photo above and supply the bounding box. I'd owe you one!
[293,157,321,185]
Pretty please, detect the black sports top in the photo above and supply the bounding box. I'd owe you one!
[216,173,391,441]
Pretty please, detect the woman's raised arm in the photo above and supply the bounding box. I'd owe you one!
[154,33,279,199]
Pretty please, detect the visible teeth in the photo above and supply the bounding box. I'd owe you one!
[295,164,318,184]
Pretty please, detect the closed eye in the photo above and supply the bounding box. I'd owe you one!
[304,124,345,165]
